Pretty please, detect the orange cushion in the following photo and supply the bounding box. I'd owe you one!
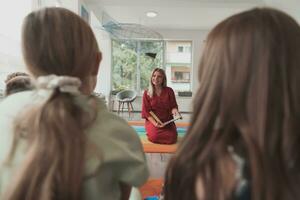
[139,179,163,199]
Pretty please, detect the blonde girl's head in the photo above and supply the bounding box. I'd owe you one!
[22,7,101,94]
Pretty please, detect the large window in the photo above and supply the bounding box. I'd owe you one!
[112,40,137,91]
[165,41,192,92]
[112,40,192,94]
[112,40,163,93]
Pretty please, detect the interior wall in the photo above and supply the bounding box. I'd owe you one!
[0,0,32,63]
[265,0,300,23]
[62,0,79,13]
[90,12,112,98]
[83,2,113,100]
[0,0,32,89]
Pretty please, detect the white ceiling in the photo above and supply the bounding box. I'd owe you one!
[85,0,300,30]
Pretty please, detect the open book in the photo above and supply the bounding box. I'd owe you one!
[149,111,182,126]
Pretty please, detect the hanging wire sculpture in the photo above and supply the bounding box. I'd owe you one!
[101,12,163,41]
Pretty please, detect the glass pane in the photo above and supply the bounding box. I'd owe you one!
[171,66,191,83]
[165,41,192,92]
[111,40,164,94]
[139,41,163,91]
[112,40,137,91]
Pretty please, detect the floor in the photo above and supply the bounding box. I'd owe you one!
[145,153,173,178]
[114,110,192,198]
[114,110,191,178]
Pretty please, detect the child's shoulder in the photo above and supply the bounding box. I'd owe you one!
[90,106,138,142]
[0,91,34,115]
[95,107,132,131]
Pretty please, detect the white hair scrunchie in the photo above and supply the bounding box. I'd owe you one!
[36,75,82,95]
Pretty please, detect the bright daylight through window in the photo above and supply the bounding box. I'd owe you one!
[112,40,192,95]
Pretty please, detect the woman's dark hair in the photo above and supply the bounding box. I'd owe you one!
[4,7,99,200]
[165,7,300,200]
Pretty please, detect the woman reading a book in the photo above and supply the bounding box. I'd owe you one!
[142,68,181,144]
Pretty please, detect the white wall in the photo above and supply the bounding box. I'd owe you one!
[83,1,112,100]
[265,0,300,23]
[90,12,112,99]
[37,0,79,13]
[0,0,32,89]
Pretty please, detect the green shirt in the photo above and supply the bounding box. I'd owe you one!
[0,90,149,199]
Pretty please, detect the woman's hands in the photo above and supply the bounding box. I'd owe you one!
[171,108,182,119]
[148,116,165,128]
[148,109,182,129]
[155,121,165,128]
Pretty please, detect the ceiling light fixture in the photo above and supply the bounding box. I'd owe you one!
[146,11,158,18]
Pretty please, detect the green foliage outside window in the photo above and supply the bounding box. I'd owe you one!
[112,40,137,91]
[139,41,163,90]
[112,40,163,93]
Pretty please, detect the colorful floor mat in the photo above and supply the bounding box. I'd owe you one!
[129,121,188,153]
[139,178,163,199]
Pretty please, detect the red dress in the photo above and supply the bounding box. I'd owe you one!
[141,87,178,144]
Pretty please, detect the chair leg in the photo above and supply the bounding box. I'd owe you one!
[121,102,124,112]
[130,102,134,112]
[111,99,115,111]
[118,101,121,114]
[127,102,131,117]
